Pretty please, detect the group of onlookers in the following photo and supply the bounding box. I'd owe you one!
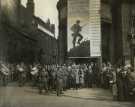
[0,61,135,100]
[101,62,135,101]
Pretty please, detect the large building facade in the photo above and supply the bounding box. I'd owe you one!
[57,0,135,65]
[110,0,135,65]
[0,0,58,64]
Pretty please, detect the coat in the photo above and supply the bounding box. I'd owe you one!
[112,71,118,96]
[56,69,64,89]
[75,69,79,84]
[79,70,84,84]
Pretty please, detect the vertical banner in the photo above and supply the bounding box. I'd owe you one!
[68,0,101,57]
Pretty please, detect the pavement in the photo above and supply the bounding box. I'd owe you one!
[0,85,135,107]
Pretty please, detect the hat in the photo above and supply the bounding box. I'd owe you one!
[124,64,131,69]
[76,20,80,23]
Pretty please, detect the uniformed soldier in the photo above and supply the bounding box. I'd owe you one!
[52,65,57,89]
[127,66,135,100]
[101,63,107,88]
[71,65,76,89]
[103,66,112,89]
[10,64,15,82]
[48,65,53,91]
[122,66,130,101]
[38,66,49,94]
[75,65,79,90]
[110,67,118,100]
[31,64,39,87]
[117,66,129,101]
[63,65,68,90]
[67,65,72,89]
[17,63,26,87]
[56,66,64,96]
[123,65,133,101]
[85,65,93,88]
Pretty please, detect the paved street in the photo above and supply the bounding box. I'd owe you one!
[0,84,134,107]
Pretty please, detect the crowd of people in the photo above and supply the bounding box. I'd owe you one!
[102,63,135,101]
[0,61,135,101]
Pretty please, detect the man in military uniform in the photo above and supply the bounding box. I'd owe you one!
[67,65,72,89]
[17,62,26,87]
[56,66,64,96]
[128,67,135,100]
[117,66,129,101]
[63,65,68,90]
[48,65,53,91]
[31,64,39,87]
[75,65,80,90]
[51,65,56,90]
[71,20,83,47]
[71,64,76,89]
[38,66,49,94]
[85,65,93,88]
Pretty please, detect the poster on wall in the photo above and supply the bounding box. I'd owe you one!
[67,0,101,58]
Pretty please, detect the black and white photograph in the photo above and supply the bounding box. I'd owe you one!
[0,0,135,107]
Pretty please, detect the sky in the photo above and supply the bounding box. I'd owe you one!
[21,0,59,37]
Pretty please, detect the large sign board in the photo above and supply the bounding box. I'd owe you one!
[68,0,101,57]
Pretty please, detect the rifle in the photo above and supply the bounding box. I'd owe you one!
[71,23,88,32]
[81,23,88,28]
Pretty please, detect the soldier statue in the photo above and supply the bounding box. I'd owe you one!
[71,20,83,48]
